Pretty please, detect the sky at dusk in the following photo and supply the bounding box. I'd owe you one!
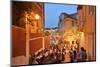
[44,3,77,28]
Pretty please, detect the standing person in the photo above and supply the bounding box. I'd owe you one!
[71,41,78,51]
[69,48,74,62]
[73,50,77,62]
[80,47,87,62]
[76,49,80,62]
[50,31,55,47]
[83,50,87,61]
[54,33,60,45]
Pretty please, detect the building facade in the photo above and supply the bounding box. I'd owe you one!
[77,5,96,61]
[58,13,77,42]
[12,1,44,65]
[12,1,44,33]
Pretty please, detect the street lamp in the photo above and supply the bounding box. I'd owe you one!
[35,14,40,33]
[35,14,40,20]
[35,14,45,49]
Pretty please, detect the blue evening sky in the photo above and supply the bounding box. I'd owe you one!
[44,3,77,28]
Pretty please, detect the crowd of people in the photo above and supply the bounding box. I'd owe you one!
[29,46,64,65]
[29,41,87,65]
[69,47,87,62]
[28,31,87,65]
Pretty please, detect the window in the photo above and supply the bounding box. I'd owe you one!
[89,6,95,15]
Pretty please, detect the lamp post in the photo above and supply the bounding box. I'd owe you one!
[35,14,45,49]
[25,12,41,64]
[25,11,30,64]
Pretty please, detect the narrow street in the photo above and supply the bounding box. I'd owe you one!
[12,1,96,65]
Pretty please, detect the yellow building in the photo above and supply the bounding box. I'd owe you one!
[58,13,77,42]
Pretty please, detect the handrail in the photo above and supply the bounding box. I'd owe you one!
[29,37,43,41]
